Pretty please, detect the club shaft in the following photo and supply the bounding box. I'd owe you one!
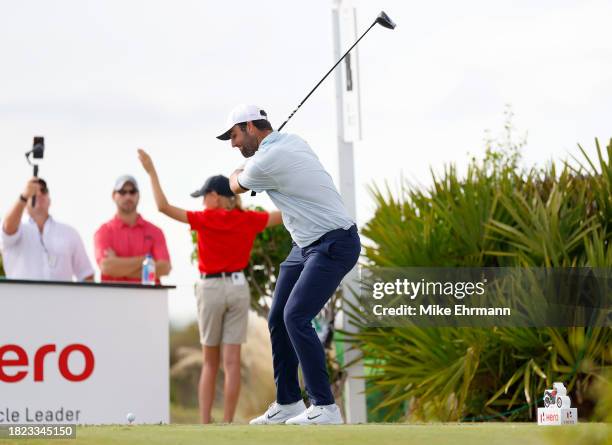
[277,20,376,132]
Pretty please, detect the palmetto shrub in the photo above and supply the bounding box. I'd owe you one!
[348,139,611,421]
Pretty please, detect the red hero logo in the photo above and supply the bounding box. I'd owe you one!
[542,412,559,422]
[0,344,95,383]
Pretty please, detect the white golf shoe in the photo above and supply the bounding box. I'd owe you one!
[249,400,307,425]
[285,403,344,425]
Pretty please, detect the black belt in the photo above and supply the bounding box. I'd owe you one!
[201,270,244,279]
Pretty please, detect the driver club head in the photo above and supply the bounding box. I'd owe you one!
[375,11,396,30]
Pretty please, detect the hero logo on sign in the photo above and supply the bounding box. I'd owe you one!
[0,344,95,383]
[539,411,559,423]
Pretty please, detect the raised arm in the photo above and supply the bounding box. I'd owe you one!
[2,178,39,235]
[138,149,188,223]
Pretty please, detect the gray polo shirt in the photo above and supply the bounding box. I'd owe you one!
[238,131,354,247]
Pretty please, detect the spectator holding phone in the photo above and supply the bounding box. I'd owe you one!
[1,177,94,281]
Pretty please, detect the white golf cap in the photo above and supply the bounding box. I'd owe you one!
[113,174,139,191]
[216,104,268,140]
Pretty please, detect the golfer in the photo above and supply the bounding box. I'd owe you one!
[137,149,281,424]
[218,104,360,425]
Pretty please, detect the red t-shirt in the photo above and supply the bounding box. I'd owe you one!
[94,214,170,283]
[186,208,269,274]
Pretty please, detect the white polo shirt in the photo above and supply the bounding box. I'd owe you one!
[238,131,354,247]
[0,216,94,281]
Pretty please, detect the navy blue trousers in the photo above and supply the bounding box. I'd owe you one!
[268,225,360,406]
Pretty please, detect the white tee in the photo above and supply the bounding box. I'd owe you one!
[0,216,94,281]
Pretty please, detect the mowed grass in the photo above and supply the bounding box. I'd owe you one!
[1,423,610,445]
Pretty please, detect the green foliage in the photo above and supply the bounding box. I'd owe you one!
[350,136,612,422]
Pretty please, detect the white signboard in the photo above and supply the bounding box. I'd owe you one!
[0,281,169,425]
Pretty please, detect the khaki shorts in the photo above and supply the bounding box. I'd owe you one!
[194,274,250,346]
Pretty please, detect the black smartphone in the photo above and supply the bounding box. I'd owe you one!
[32,136,45,158]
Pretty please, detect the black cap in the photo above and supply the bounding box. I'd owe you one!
[190,175,234,198]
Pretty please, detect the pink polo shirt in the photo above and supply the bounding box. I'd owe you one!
[94,214,170,283]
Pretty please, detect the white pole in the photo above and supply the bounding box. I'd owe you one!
[332,0,367,424]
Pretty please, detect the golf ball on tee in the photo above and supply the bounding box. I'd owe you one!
[127,413,136,423]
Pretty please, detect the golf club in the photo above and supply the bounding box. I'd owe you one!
[276,10,396,132]
[250,11,395,196]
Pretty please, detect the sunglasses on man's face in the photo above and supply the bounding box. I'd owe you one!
[117,189,138,196]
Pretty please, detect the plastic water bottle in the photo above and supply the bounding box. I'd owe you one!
[141,254,156,285]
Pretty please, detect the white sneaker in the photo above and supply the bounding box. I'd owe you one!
[249,400,307,425]
[285,403,344,425]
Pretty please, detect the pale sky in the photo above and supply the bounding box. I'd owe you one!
[1,0,611,324]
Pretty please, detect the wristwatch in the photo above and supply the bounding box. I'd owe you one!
[19,194,28,203]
